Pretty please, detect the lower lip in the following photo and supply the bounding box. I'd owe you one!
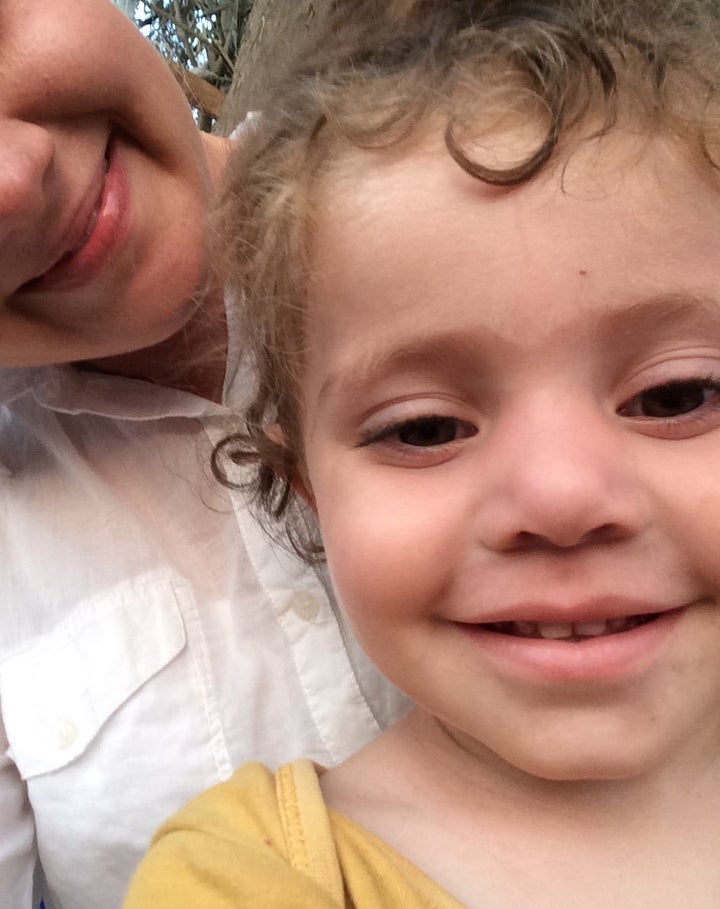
[24,140,131,294]
[454,608,686,683]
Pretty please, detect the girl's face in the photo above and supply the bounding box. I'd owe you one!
[0,0,214,366]
[298,128,720,782]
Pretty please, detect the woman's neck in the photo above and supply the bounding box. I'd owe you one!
[85,275,228,401]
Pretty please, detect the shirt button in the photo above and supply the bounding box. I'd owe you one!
[55,718,79,751]
[290,590,320,621]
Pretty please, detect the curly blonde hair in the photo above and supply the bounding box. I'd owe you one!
[213,0,720,561]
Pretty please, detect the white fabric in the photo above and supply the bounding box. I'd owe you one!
[0,347,409,909]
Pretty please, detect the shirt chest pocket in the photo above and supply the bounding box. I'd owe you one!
[1,574,187,780]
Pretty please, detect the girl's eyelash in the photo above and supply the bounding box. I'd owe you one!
[618,375,720,418]
[356,416,431,448]
[356,414,474,448]
[615,376,720,443]
[356,424,392,447]
[355,378,720,452]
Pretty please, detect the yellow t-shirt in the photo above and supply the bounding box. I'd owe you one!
[123,758,466,908]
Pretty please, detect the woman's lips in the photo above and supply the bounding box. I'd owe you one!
[454,606,686,682]
[22,138,131,294]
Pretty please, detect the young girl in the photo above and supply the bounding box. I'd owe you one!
[124,1,720,905]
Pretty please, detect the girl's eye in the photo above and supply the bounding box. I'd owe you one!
[395,416,472,447]
[362,415,477,449]
[619,379,720,419]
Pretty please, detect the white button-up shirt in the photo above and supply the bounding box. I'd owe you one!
[0,352,408,909]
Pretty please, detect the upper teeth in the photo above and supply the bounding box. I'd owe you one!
[491,616,644,640]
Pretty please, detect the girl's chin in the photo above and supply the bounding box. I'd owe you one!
[442,720,669,785]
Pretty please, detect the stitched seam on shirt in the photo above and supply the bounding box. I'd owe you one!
[278,761,346,906]
[314,565,380,725]
[234,510,352,763]
[277,764,309,875]
[222,479,338,760]
[201,424,346,761]
[0,571,173,664]
[203,424,380,764]
[173,584,232,780]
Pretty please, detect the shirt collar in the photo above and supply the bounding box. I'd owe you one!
[0,363,232,420]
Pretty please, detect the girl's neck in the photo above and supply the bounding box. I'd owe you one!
[321,707,720,909]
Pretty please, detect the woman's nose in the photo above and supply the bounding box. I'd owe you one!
[0,119,53,232]
[476,396,648,553]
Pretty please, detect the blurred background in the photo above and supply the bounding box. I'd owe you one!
[110,0,335,133]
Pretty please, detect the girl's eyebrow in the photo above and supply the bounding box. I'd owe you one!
[319,332,493,399]
[596,293,720,340]
[319,293,720,399]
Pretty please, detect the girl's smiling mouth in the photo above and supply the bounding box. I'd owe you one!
[453,604,689,683]
[484,613,659,640]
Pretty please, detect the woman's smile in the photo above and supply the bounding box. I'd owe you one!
[22,134,130,294]
[0,0,222,366]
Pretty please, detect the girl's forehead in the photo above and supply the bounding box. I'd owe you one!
[313,121,717,239]
[304,126,720,364]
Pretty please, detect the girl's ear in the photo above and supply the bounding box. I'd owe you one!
[266,424,317,514]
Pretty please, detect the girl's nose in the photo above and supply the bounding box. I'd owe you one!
[0,119,53,232]
[476,396,648,553]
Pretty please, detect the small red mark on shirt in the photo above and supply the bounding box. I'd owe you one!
[263,837,273,846]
